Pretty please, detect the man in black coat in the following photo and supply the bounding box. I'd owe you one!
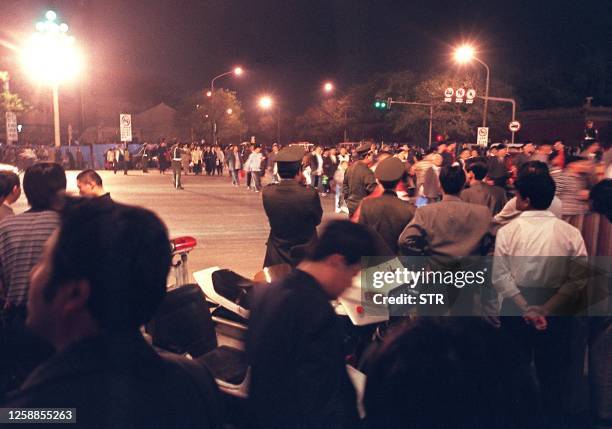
[3,199,221,429]
[358,157,416,254]
[342,143,377,217]
[262,146,323,267]
[247,220,376,429]
[460,161,508,216]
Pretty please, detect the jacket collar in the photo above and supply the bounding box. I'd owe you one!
[518,210,556,218]
[441,194,462,202]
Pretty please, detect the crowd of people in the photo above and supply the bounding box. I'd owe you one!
[0,130,609,428]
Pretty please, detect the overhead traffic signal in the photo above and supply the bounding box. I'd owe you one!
[374,98,391,110]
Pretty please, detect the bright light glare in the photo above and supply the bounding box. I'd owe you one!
[259,96,273,109]
[45,10,57,21]
[454,44,475,63]
[206,90,212,97]
[226,108,233,115]
[234,67,243,76]
[324,82,333,92]
[21,31,82,84]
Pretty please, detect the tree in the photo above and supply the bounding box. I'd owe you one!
[386,71,516,143]
[0,71,28,115]
[294,97,349,145]
[176,89,247,144]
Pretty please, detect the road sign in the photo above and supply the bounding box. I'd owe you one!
[120,114,132,142]
[477,127,489,147]
[508,120,521,132]
[5,112,18,143]
[455,87,466,103]
[466,89,476,104]
[444,87,454,102]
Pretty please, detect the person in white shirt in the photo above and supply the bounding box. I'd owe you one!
[244,146,264,192]
[493,162,587,425]
[491,161,563,234]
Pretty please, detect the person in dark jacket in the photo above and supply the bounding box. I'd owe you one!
[3,199,222,429]
[342,143,377,217]
[460,161,508,215]
[262,146,322,267]
[247,220,376,429]
[358,157,416,254]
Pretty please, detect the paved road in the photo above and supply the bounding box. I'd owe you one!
[13,170,343,280]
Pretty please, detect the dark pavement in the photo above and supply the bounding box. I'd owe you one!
[14,170,343,279]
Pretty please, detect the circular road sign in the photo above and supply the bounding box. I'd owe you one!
[444,87,454,98]
[466,89,476,100]
[508,120,521,132]
[455,88,466,98]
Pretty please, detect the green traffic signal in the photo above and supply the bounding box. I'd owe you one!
[374,100,387,109]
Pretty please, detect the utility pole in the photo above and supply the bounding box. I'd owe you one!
[478,96,517,143]
[388,98,435,148]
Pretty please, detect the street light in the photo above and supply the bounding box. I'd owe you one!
[210,66,244,144]
[323,82,334,93]
[22,10,82,147]
[258,95,280,144]
[453,43,490,127]
[226,108,233,115]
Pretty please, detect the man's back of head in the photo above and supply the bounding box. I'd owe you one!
[23,163,66,211]
[76,169,104,198]
[28,198,171,344]
[439,164,466,195]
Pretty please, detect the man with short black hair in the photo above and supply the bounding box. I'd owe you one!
[461,162,507,215]
[4,199,221,428]
[0,171,21,221]
[493,168,587,426]
[399,164,491,256]
[248,220,376,429]
[0,163,66,325]
[76,169,111,201]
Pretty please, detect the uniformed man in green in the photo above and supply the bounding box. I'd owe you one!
[262,146,323,268]
[342,143,377,218]
[358,156,416,254]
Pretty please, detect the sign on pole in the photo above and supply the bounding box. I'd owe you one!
[120,114,132,142]
[454,88,466,103]
[443,87,454,102]
[477,127,489,147]
[466,89,476,104]
[5,112,18,143]
[508,120,521,133]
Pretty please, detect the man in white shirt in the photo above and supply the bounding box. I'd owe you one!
[493,165,587,426]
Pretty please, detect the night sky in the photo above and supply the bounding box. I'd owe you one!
[2,0,612,114]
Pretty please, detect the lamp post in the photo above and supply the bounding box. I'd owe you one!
[209,66,243,145]
[454,44,490,127]
[22,10,81,148]
[258,95,280,144]
[322,81,351,142]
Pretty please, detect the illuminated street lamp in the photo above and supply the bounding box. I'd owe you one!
[323,81,334,93]
[226,108,233,115]
[258,95,280,144]
[210,66,244,145]
[453,43,490,127]
[22,10,82,147]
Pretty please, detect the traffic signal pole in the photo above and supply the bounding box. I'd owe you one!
[388,98,434,148]
[477,96,517,143]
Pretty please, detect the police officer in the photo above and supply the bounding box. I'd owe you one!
[358,156,415,254]
[171,143,183,190]
[342,143,377,217]
[262,146,323,268]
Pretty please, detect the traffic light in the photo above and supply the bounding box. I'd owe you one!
[374,99,389,110]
